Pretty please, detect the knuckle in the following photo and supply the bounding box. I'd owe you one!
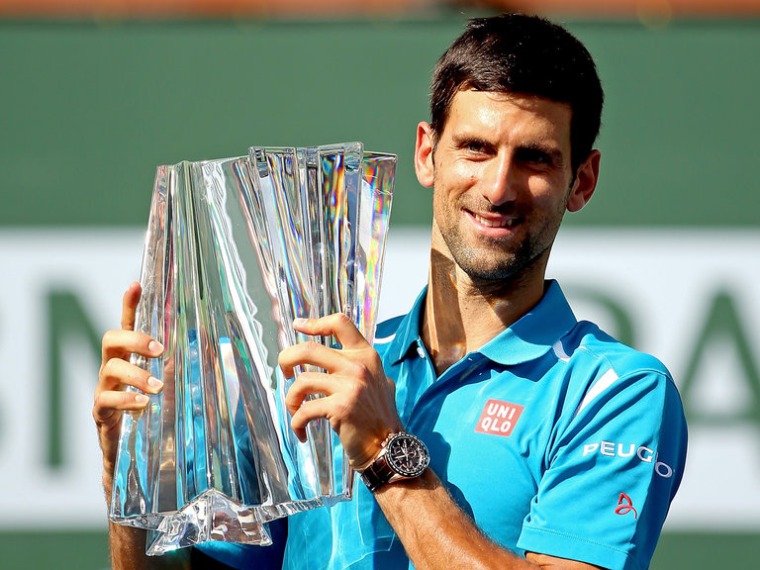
[284,393,299,412]
[290,411,307,431]
[101,329,117,349]
[347,361,371,383]
[285,385,306,411]
[329,416,343,433]
[346,374,363,393]
[331,398,351,422]
[92,394,104,416]
[333,313,352,326]
[100,358,118,379]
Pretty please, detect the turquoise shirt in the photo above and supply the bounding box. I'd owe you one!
[203,280,688,569]
[284,280,687,570]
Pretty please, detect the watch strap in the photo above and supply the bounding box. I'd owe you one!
[359,454,394,492]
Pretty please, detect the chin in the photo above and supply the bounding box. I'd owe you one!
[457,247,545,284]
[459,260,522,282]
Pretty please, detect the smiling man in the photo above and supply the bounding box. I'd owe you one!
[95,13,687,570]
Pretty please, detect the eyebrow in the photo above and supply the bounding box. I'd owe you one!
[515,143,566,168]
[452,134,566,168]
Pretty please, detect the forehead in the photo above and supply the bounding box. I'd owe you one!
[441,90,572,146]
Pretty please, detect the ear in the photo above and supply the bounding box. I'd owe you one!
[567,149,601,213]
[414,121,436,188]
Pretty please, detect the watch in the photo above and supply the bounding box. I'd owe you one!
[358,432,430,492]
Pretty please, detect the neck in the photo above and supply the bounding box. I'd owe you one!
[421,249,546,376]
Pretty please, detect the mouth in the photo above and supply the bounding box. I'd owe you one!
[469,211,520,231]
[472,213,518,228]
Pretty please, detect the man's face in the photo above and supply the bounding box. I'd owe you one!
[415,89,597,284]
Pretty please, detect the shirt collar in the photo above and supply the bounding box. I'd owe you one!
[479,280,577,365]
[385,280,577,367]
[384,287,427,365]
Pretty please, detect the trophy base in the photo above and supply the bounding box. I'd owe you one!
[144,489,271,555]
[111,488,352,554]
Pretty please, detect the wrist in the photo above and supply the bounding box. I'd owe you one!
[358,432,430,492]
[352,431,394,471]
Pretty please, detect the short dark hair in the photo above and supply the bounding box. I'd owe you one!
[430,13,604,172]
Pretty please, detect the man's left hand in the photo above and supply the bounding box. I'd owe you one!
[280,313,403,469]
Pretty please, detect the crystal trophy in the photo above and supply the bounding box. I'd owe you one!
[109,143,396,554]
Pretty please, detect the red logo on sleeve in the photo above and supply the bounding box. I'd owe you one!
[475,399,524,437]
[615,493,638,518]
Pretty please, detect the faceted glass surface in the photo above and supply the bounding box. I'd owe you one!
[110,143,396,554]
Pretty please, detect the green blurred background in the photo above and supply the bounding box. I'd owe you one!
[0,10,758,570]
[3,17,759,230]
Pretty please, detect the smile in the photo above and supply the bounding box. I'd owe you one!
[472,213,518,228]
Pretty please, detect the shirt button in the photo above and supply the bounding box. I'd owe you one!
[416,345,426,359]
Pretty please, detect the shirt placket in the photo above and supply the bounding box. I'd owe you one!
[393,339,438,426]
[406,351,486,434]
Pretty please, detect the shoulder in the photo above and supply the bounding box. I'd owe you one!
[554,320,685,429]
[544,322,688,493]
[561,319,673,381]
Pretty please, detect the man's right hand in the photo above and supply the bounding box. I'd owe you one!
[93,282,193,569]
[93,281,164,492]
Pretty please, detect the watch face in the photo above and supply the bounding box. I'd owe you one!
[386,433,430,477]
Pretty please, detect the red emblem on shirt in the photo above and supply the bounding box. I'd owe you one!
[475,399,524,437]
[615,493,638,519]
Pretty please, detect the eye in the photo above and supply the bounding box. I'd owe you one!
[515,147,553,165]
[458,138,493,158]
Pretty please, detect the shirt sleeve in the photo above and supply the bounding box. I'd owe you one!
[517,365,688,570]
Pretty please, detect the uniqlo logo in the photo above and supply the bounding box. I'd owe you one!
[475,399,524,437]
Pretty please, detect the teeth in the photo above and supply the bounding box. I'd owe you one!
[475,214,513,228]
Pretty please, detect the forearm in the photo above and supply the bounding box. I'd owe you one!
[373,470,538,570]
[104,474,190,570]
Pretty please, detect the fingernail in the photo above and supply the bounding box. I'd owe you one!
[135,394,149,404]
[293,318,307,327]
[147,376,163,390]
[148,340,164,354]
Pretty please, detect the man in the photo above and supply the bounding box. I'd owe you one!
[95,13,687,570]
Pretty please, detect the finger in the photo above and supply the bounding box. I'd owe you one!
[93,390,150,425]
[293,313,368,350]
[289,397,335,442]
[121,281,142,331]
[278,341,340,379]
[98,357,164,394]
[284,372,336,415]
[101,329,163,365]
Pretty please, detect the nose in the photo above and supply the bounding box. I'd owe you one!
[481,152,517,206]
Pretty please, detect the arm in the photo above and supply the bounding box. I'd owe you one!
[280,314,603,570]
[93,282,190,570]
[376,471,601,570]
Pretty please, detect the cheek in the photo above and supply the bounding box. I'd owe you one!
[526,174,572,206]
[432,186,453,221]
[523,184,555,211]
[437,158,480,187]
[453,161,483,188]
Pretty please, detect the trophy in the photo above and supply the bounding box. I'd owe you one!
[109,142,396,554]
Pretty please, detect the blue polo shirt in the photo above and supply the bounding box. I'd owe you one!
[282,280,687,570]
[201,280,688,570]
